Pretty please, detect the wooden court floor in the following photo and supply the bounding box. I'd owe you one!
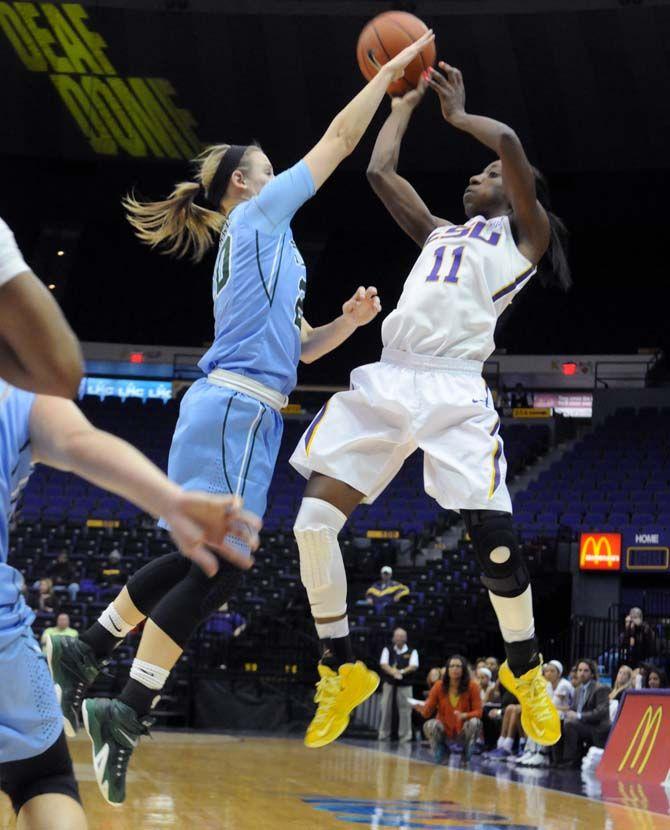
[2,732,670,829]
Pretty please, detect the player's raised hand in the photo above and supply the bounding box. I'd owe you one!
[425,61,467,124]
[164,491,262,575]
[391,74,428,110]
[342,286,382,327]
[382,30,435,82]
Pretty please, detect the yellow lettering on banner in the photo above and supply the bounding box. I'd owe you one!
[129,77,196,159]
[15,1,72,72]
[0,2,47,71]
[80,76,146,156]
[148,78,201,155]
[107,76,180,158]
[41,3,101,74]
[62,3,116,74]
[50,73,116,154]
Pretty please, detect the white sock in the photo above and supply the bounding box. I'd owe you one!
[129,658,170,691]
[497,736,505,748]
[488,586,536,643]
[502,737,514,751]
[98,603,134,639]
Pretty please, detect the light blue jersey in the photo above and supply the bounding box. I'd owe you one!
[0,383,35,650]
[0,384,62,763]
[198,159,315,397]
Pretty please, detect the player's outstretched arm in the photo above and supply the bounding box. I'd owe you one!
[427,62,550,263]
[367,78,450,247]
[29,396,261,574]
[0,220,83,398]
[303,31,434,191]
[300,286,381,364]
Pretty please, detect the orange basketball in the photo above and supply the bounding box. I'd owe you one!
[356,11,436,97]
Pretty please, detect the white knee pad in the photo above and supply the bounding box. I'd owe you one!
[294,497,347,620]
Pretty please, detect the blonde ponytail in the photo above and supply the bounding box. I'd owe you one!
[122,143,256,263]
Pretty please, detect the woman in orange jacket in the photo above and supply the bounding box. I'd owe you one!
[413,654,482,763]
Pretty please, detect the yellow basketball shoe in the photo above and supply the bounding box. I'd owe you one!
[499,657,561,746]
[304,661,380,749]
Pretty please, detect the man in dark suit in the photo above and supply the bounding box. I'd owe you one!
[556,658,610,768]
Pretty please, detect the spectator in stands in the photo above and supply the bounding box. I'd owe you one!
[544,660,573,711]
[34,577,58,614]
[476,667,495,703]
[619,607,657,668]
[485,690,523,760]
[485,656,500,682]
[555,658,610,768]
[98,548,127,589]
[365,566,409,611]
[48,551,80,603]
[40,613,78,651]
[644,667,668,689]
[413,654,482,764]
[206,602,247,670]
[609,665,634,704]
[378,628,419,743]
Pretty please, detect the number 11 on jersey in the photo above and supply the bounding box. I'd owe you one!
[426,245,464,284]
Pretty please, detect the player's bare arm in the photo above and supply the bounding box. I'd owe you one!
[367,78,451,247]
[300,286,381,364]
[0,270,83,398]
[303,31,434,190]
[427,62,550,264]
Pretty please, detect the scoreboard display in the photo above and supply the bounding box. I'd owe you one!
[622,532,670,572]
[579,532,670,574]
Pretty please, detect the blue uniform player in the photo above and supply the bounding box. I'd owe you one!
[0,383,258,828]
[48,33,435,805]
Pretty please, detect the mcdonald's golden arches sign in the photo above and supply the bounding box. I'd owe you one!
[579,533,621,571]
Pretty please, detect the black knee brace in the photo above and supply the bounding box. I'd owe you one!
[461,510,529,598]
[126,551,192,617]
[0,731,80,814]
[149,560,244,648]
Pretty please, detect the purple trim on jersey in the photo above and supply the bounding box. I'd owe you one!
[492,265,536,303]
[492,438,503,494]
[489,419,503,496]
[304,402,328,454]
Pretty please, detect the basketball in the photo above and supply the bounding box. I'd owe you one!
[356,11,436,97]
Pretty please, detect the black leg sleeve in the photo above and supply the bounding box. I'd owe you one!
[126,552,191,617]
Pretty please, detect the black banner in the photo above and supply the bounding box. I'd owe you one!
[193,675,313,731]
[1,2,670,171]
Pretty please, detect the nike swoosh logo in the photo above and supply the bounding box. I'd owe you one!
[118,728,139,748]
[110,620,122,633]
[94,743,110,773]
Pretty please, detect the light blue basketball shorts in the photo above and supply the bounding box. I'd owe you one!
[162,377,284,522]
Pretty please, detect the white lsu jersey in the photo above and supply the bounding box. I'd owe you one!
[381,214,537,362]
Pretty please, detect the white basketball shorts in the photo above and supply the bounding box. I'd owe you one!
[290,348,512,513]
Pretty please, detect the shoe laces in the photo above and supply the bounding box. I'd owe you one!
[112,717,153,778]
[114,745,133,779]
[70,679,88,711]
[518,672,554,723]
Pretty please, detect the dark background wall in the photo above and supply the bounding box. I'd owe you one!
[2,0,669,385]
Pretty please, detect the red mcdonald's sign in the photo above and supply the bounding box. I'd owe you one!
[579,533,622,571]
